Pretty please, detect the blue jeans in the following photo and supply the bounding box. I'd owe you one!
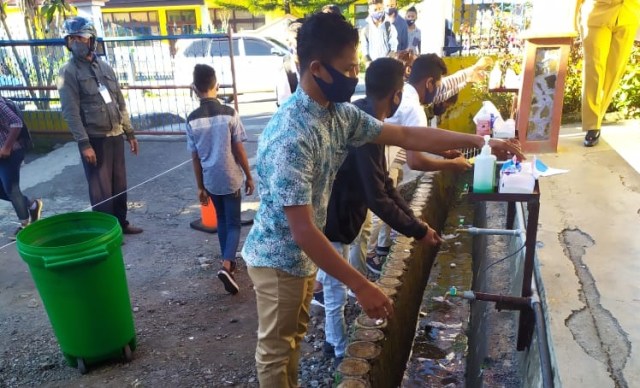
[0,148,30,222]
[210,190,241,261]
[317,242,349,358]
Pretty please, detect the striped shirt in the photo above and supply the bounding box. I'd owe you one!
[186,98,247,195]
[386,68,470,166]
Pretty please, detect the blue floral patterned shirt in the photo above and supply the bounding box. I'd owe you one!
[242,88,383,277]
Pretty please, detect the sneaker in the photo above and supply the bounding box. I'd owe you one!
[311,290,325,308]
[323,342,335,358]
[217,267,239,295]
[366,255,385,275]
[8,226,24,241]
[375,246,390,257]
[29,199,43,223]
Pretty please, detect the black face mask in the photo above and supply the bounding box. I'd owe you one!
[313,62,358,103]
[433,102,448,116]
[407,20,415,26]
[389,91,403,118]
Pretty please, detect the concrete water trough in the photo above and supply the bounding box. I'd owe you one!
[336,170,557,388]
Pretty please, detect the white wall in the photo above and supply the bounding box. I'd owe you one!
[415,0,447,55]
[529,0,577,35]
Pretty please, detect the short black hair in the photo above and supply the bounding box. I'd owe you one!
[407,54,448,85]
[297,12,359,75]
[368,0,382,6]
[406,6,417,14]
[287,17,304,33]
[193,64,217,93]
[365,57,405,100]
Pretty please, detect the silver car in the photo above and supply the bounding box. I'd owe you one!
[174,34,289,95]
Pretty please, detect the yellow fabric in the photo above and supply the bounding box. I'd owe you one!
[248,266,315,388]
[580,0,639,130]
[581,0,640,27]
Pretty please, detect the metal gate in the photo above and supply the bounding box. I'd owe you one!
[0,32,238,135]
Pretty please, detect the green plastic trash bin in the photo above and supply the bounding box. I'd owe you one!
[16,212,136,373]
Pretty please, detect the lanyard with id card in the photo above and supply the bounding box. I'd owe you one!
[98,82,113,104]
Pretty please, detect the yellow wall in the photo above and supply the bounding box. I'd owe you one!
[439,55,482,134]
[103,5,203,35]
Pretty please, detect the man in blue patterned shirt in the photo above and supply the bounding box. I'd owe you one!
[242,12,523,387]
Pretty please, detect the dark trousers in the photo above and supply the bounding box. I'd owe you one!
[81,136,128,227]
[210,190,242,260]
[0,148,29,221]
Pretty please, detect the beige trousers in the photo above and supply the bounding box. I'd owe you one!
[248,266,315,388]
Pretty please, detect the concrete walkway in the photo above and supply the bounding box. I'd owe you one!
[536,120,639,388]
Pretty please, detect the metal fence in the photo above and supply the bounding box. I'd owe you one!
[0,33,238,135]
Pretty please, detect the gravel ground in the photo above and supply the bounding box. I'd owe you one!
[0,139,365,388]
[0,142,518,387]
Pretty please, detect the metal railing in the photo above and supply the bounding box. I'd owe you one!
[0,32,238,135]
[456,182,555,387]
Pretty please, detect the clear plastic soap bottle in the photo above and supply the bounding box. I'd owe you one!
[473,135,497,193]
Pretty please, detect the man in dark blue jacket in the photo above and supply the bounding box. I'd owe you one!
[317,57,442,364]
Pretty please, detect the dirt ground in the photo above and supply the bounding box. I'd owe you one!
[0,138,329,388]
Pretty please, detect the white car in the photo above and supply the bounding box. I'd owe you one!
[174,34,289,95]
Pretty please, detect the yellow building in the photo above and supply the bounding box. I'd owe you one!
[101,0,268,36]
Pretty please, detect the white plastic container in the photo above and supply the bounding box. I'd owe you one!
[499,161,536,194]
[499,172,535,194]
[494,118,516,139]
[475,114,492,136]
[489,64,502,89]
[473,135,497,193]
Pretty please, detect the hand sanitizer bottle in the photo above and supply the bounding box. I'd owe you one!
[473,135,497,193]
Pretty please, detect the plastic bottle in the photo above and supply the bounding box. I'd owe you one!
[475,112,492,136]
[473,135,497,193]
[489,63,502,89]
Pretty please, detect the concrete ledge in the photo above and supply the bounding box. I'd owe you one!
[338,170,458,388]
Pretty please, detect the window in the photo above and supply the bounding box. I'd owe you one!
[354,5,369,29]
[103,12,159,36]
[265,37,288,52]
[210,38,239,57]
[184,39,209,57]
[103,11,160,37]
[209,8,265,32]
[166,10,197,35]
[244,39,272,56]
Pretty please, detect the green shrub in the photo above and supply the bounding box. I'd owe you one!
[562,40,640,120]
[609,42,640,119]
